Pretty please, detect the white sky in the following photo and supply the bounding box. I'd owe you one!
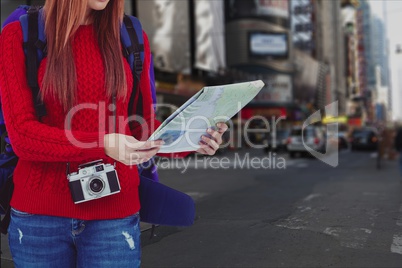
[370,0,402,46]
[369,0,402,120]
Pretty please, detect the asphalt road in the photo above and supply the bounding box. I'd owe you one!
[2,148,402,267]
[141,149,402,267]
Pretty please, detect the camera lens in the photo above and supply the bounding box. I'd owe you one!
[89,178,104,193]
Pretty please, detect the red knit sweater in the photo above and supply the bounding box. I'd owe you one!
[0,22,170,220]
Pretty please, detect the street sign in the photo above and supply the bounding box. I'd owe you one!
[293,5,312,15]
[294,40,315,50]
[295,23,314,32]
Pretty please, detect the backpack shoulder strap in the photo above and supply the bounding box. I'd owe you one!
[149,54,157,107]
[121,15,144,75]
[19,6,47,117]
[120,15,144,117]
[120,16,160,183]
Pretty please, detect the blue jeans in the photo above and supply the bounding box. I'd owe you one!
[8,208,141,268]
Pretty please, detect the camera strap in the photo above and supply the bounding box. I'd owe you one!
[66,95,118,176]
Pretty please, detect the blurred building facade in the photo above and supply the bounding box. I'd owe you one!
[311,0,347,114]
[224,0,298,125]
[0,0,392,129]
[370,12,392,121]
[291,0,318,118]
[340,0,371,127]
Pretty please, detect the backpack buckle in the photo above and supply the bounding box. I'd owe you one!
[134,51,142,75]
[122,45,135,59]
[27,6,40,15]
[35,40,47,55]
[122,47,130,58]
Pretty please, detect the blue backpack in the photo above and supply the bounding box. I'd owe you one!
[0,6,194,234]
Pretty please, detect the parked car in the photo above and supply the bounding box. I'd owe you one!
[287,126,326,158]
[350,127,379,151]
[334,133,348,150]
[263,129,290,152]
[247,119,267,146]
[326,130,348,150]
[338,124,349,150]
[337,132,349,150]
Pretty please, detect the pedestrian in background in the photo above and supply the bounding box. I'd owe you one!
[394,127,402,178]
[0,0,227,267]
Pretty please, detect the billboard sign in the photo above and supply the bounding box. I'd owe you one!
[252,74,293,103]
[137,0,191,73]
[194,0,226,72]
[226,0,289,21]
[249,31,288,59]
[256,0,289,18]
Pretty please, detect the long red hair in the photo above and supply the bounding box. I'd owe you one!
[41,0,127,111]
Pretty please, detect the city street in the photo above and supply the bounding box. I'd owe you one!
[141,149,402,267]
[1,0,400,267]
[2,148,402,267]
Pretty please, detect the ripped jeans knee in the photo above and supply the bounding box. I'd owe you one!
[8,209,141,268]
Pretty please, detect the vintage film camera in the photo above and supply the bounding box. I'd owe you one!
[67,159,120,204]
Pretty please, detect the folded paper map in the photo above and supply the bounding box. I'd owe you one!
[149,80,265,153]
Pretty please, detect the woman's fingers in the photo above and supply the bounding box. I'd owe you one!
[217,122,228,133]
[125,146,160,165]
[201,135,220,151]
[196,123,229,156]
[206,128,222,144]
[126,137,164,150]
[104,133,164,165]
[197,134,220,156]
[125,141,163,164]
[197,142,216,155]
